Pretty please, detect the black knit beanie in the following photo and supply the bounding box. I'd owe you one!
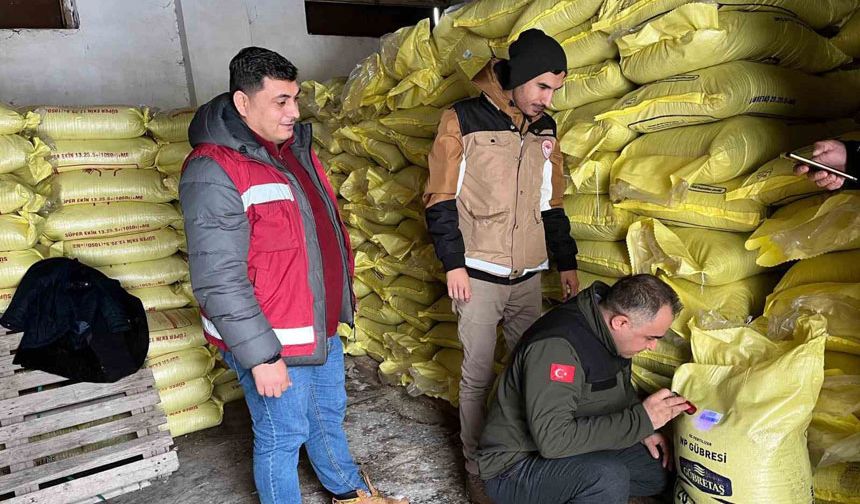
[499,29,567,90]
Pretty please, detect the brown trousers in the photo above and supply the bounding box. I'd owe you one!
[453,274,542,475]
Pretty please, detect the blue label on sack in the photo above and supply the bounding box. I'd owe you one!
[694,409,723,431]
[679,457,733,497]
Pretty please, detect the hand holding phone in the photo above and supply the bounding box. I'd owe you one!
[785,152,857,182]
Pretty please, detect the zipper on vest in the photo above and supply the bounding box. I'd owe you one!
[510,115,527,277]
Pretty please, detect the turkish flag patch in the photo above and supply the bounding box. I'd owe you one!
[550,363,575,383]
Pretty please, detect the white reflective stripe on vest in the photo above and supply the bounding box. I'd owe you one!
[523,259,549,274]
[465,257,512,276]
[201,316,314,346]
[240,183,294,211]
[455,157,467,198]
[540,159,553,212]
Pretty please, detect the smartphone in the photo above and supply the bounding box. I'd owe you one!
[784,152,858,182]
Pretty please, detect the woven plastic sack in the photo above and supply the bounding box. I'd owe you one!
[432,9,494,78]
[568,152,615,194]
[155,142,192,168]
[0,287,15,313]
[508,0,603,42]
[595,0,860,34]
[597,61,860,134]
[340,136,408,173]
[0,104,39,135]
[341,54,397,114]
[727,156,824,206]
[420,322,460,350]
[146,347,215,389]
[453,0,531,39]
[146,308,205,358]
[618,4,850,85]
[774,250,860,295]
[610,117,791,206]
[746,192,860,267]
[390,133,432,168]
[0,135,52,182]
[367,172,421,207]
[671,319,824,503]
[147,108,195,143]
[388,296,435,333]
[164,399,223,437]
[384,275,445,306]
[353,277,372,299]
[44,202,180,241]
[380,19,440,80]
[809,374,860,469]
[213,380,244,404]
[380,107,443,139]
[376,245,445,283]
[833,10,860,58]
[50,227,184,267]
[0,174,45,215]
[310,121,342,155]
[627,218,766,286]
[764,283,860,349]
[328,152,376,175]
[419,297,458,323]
[556,18,618,69]
[358,293,405,326]
[39,167,177,206]
[346,203,406,226]
[356,316,398,343]
[157,376,213,415]
[129,284,191,312]
[425,73,480,108]
[33,105,148,140]
[550,61,634,112]
[575,240,631,277]
[0,249,43,289]
[631,364,672,394]
[633,330,691,377]
[564,194,637,241]
[96,254,188,290]
[0,213,44,251]
[354,242,386,274]
[48,138,159,170]
[814,462,860,504]
[558,100,639,160]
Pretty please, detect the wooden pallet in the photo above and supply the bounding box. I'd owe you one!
[0,331,179,503]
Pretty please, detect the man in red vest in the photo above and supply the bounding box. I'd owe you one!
[180,46,408,504]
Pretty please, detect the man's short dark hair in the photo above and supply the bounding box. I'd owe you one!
[600,274,683,323]
[229,47,298,95]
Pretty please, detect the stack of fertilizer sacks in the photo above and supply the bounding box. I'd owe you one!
[0,105,50,312]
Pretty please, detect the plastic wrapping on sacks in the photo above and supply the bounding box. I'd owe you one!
[764,282,860,347]
[575,240,631,277]
[617,4,850,85]
[33,105,148,140]
[357,293,406,326]
[147,308,205,358]
[347,225,369,248]
[813,462,860,504]
[746,191,860,267]
[0,174,46,215]
[671,322,825,504]
[379,19,440,80]
[146,347,216,389]
[0,104,39,135]
[0,213,44,251]
[550,61,634,112]
[567,152,614,194]
[614,176,767,233]
[43,202,180,241]
[49,227,184,267]
[0,249,43,289]
[407,360,450,400]
[213,380,244,404]
[508,0,604,42]
[564,194,637,241]
[48,138,159,170]
[95,254,188,290]
[367,176,420,207]
[327,173,346,195]
[346,203,406,226]
[452,0,531,39]
[157,376,213,415]
[379,107,444,138]
[595,0,860,34]
[147,108,195,143]
[596,61,860,134]
[164,399,223,437]
[37,167,177,206]
[0,135,52,183]
[300,78,345,121]
[155,142,192,168]
[833,9,860,58]
[609,117,791,206]
[808,374,860,469]
[432,10,493,78]
[626,218,767,286]
[555,19,619,74]
[128,284,191,312]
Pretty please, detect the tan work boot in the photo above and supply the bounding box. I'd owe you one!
[331,471,409,504]
[466,473,493,504]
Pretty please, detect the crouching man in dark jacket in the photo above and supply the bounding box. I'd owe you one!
[477,274,690,504]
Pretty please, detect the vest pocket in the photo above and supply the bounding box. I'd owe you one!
[466,205,509,255]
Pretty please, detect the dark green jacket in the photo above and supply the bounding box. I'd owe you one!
[476,282,654,479]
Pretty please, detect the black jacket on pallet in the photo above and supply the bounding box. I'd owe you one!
[1,257,149,383]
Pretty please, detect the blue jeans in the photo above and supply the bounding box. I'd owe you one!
[222,336,368,503]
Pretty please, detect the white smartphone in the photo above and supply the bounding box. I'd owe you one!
[784,152,858,182]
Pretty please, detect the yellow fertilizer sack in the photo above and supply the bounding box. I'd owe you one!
[341,54,397,114]
[376,244,444,283]
[746,192,860,267]
[353,242,385,273]
[49,138,159,170]
[833,10,860,59]
[346,203,406,226]
[773,250,860,294]
[129,284,190,312]
[379,19,440,80]
[0,104,39,135]
[388,295,435,333]
[0,174,46,215]
[596,61,860,134]
[367,176,420,207]
[575,240,631,277]
[358,293,406,326]
[96,254,188,290]
[814,462,860,504]
[727,155,824,206]
[763,283,860,347]
[633,330,691,377]
[672,321,824,503]
[33,105,149,140]
[146,347,216,389]
[550,61,635,112]
[340,137,408,173]
[157,376,213,415]
[559,100,639,160]
[615,176,767,233]
[432,9,493,78]
[567,152,615,195]
[808,374,860,469]
[380,107,444,138]
[50,227,184,267]
[556,18,618,70]
[609,117,791,206]
[147,108,195,143]
[421,322,461,350]
[43,202,180,241]
[386,68,444,112]
[146,308,205,358]
[419,297,458,323]
[424,73,479,108]
[340,167,370,203]
[385,275,445,306]
[564,193,638,241]
[164,399,223,437]
[453,0,532,39]
[0,213,44,251]
[0,135,52,182]
[355,316,397,343]
[38,167,176,206]
[353,277,372,299]
[508,0,604,41]
[627,218,766,286]
[0,249,43,289]
[617,4,850,85]
[155,142,192,167]
[390,133,432,169]
[213,380,244,404]
[632,364,673,394]
[310,121,342,155]
[0,287,15,313]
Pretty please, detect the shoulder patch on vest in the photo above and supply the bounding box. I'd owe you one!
[550,363,575,383]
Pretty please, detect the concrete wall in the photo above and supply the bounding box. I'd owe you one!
[0,0,380,107]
